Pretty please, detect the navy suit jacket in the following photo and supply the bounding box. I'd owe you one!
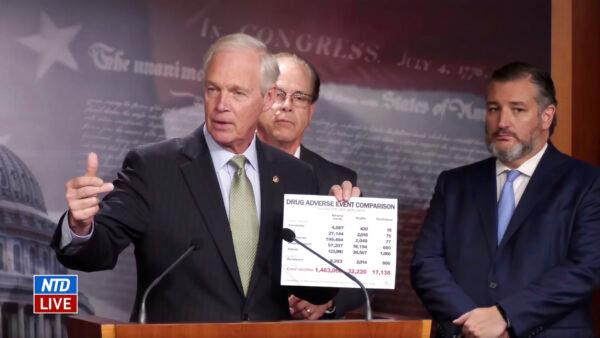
[411,144,600,337]
[51,128,334,322]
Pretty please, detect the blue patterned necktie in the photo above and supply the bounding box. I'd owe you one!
[497,170,521,245]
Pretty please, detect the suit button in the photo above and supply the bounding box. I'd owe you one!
[489,282,497,289]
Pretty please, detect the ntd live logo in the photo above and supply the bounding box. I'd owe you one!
[33,275,78,314]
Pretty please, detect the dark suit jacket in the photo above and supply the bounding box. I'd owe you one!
[300,146,357,194]
[300,145,365,317]
[51,128,334,323]
[411,144,600,338]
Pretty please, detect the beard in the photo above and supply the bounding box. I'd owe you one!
[486,129,535,163]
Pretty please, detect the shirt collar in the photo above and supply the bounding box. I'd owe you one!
[293,146,301,159]
[203,124,259,171]
[496,143,548,177]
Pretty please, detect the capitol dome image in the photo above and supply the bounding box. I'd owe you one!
[0,145,93,338]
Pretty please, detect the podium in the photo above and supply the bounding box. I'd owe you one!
[66,315,431,338]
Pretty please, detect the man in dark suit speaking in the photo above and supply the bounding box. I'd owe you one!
[411,62,600,338]
[257,53,363,320]
[51,33,358,323]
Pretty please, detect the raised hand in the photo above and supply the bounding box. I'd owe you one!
[65,152,113,235]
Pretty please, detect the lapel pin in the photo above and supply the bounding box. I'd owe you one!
[272,175,280,183]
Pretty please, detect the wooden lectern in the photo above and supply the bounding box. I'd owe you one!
[66,315,431,338]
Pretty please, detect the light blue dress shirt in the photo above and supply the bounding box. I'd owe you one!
[60,125,262,249]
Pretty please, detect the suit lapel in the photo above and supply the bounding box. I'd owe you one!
[246,140,284,298]
[299,145,315,165]
[472,158,498,258]
[498,144,568,248]
[179,129,244,296]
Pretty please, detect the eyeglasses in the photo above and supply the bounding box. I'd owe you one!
[274,88,314,108]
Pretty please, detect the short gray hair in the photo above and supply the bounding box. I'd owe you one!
[203,33,279,95]
[274,52,320,102]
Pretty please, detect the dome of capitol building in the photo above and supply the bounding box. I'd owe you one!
[0,145,92,338]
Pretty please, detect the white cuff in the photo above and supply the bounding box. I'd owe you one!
[59,211,94,249]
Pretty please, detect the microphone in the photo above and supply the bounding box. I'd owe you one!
[138,239,202,323]
[281,228,372,320]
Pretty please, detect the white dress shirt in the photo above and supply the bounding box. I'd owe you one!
[495,143,548,205]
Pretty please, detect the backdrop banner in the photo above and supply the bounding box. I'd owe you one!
[0,0,549,322]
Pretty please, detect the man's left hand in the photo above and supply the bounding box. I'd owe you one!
[288,294,333,320]
[329,180,360,201]
[453,306,507,338]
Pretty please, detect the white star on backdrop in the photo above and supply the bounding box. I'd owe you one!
[17,12,82,81]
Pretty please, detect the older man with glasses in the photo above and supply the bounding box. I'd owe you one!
[258,52,364,320]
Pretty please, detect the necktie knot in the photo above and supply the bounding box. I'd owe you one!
[230,155,246,173]
[505,170,521,183]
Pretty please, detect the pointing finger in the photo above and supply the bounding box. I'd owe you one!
[453,311,471,325]
[100,182,114,193]
[69,176,104,189]
[72,183,114,199]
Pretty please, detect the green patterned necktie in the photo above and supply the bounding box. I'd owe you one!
[228,155,259,295]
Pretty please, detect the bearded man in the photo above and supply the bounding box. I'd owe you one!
[411,62,600,338]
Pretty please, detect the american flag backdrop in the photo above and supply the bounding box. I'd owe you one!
[0,0,549,321]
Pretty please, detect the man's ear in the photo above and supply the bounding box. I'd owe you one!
[540,104,556,131]
[307,103,315,123]
[262,86,277,112]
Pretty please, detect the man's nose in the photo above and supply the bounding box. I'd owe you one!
[280,95,293,112]
[497,108,512,128]
[216,92,230,111]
